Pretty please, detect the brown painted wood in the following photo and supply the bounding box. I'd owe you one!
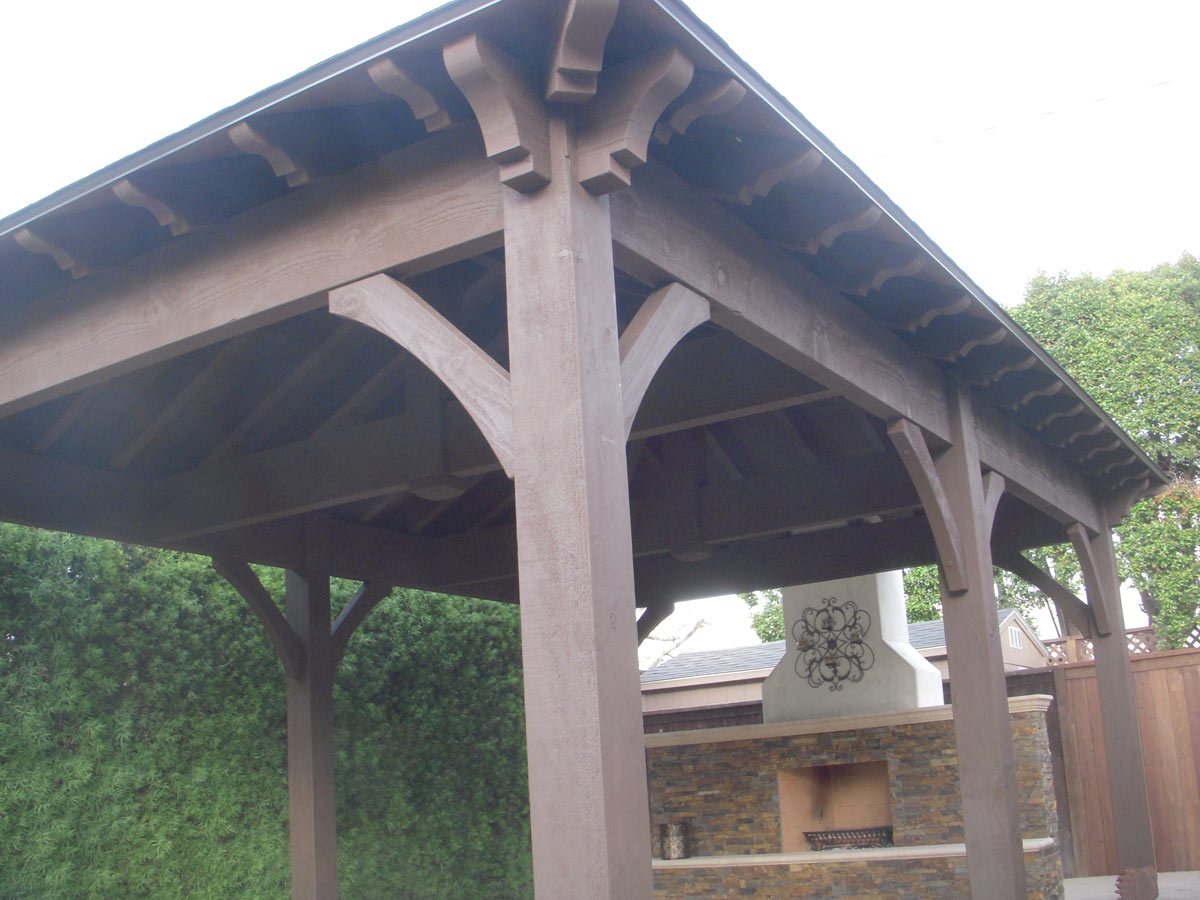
[228,121,311,187]
[1073,521,1158,874]
[112,178,191,236]
[652,75,745,145]
[212,556,305,678]
[443,33,550,192]
[503,113,652,898]
[637,600,675,643]
[329,273,514,474]
[545,0,620,103]
[284,528,339,899]
[618,282,709,437]
[996,552,1092,637]
[933,375,1026,899]
[365,57,451,132]
[608,161,1105,532]
[330,581,393,666]
[0,128,502,419]
[886,417,967,593]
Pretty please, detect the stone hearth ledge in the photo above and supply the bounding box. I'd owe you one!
[653,837,1057,869]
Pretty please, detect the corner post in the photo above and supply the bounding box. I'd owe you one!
[285,522,339,899]
[504,113,653,898]
[1071,520,1158,892]
[936,375,1026,899]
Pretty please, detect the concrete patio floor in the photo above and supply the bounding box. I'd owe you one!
[1064,871,1200,899]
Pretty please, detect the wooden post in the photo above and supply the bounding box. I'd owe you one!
[503,114,653,898]
[285,525,339,900]
[891,375,1026,898]
[1070,522,1158,887]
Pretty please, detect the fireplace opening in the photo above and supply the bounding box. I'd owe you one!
[778,760,893,852]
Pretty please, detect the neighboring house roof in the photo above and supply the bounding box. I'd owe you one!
[642,609,1024,683]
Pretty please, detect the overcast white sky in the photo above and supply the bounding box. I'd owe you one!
[2,0,1185,656]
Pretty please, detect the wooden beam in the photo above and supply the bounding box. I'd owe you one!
[112,178,191,236]
[502,113,652,897]
[227,121,310,187]
[618,282,709,437]
[13,226,88,279]
[0,128,502,419]
[330,581,394,666]
[33,385,102,452]
[443,33,550,192]
[994,551,1092,638]
[1067,522,1114,637]
[365,57,451,132]
[576,47,693,194]
[886,418,967,593]
[329,273,514,475]
[544,0,620,103]
[609,162,1105,532]
[652,75,745,145]
[212,557,305,678]
[637,600,675,643]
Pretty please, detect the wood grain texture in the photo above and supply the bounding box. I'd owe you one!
[618,282,709,437]
[329,273,514,475]
[0,128,502,419]
[886,417,967,593]
[544,0,620,103]
[366,57,451,132]
[576,46,694,194]
[609,162,1104,532]
[443,33,550,191]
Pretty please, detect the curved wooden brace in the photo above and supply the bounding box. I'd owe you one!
[227,121,310,187]
[212,556,306,677]
[329,273,515,476]
[736,147,822,206]
[653,76,746,144]
[443,33,550,192]
[1037,402,1086,433]
[981,470,1005,531]
[1009,379,1064,411]
[637,600,676,643]
[112,178,191,236]
[331,580,394,665]
[856,253,925,296]
[936,325,1007,363]
[1055,419,1106,446]
[545,0,620,103]
[966,352,1036,388]
[1067,522,1113,636]
[804,204,882,255]
[1098,453,1139,477]
[887,417,968,593]
[577,46,694,195]
[619,283,710,437]
[13,226,88,279]
[1080,436,1123,463]
[995,551,1092,638]
[366,57,451,132]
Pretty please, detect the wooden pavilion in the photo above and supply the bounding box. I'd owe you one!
[0,0,1166,896]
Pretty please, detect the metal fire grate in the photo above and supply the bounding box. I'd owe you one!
[803,826,894,851]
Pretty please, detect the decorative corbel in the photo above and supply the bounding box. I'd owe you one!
[618,283,710,437]
[545,0,620,103]
[652,75,746,144]
[366,57,451,132]
[443,33,550,192]
[227,121,310,187]
[575,46,694,194]
[13,226,88,279]
[736,147,822,206]
[886,417,968,593]
[329,273,515,476]
[112,178,191,236]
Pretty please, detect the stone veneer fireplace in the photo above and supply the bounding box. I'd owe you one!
[646,695,1063,898]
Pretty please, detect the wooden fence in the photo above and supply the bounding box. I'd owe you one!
[1054,649,1200,875]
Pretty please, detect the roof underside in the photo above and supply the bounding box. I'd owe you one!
[0,0,1166,606]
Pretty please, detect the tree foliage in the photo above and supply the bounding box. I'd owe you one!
[0,524,532,898]
[738,589,784,642]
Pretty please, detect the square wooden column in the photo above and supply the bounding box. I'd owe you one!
[936,378,1026,899]
[285,565,338,899]
[503,114,653,898]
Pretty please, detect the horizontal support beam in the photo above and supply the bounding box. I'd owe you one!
[0,127,502,419]
[609,162,1103,532]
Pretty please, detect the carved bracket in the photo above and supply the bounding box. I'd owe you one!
[652,75,746,145]
[13,226,88,279]
[212,557,306,677]
[545,0,620,103]
[112,178,191,236]
[1067,522,1115,637]
[366,57,451,132]
[619,282,710,437]
[886,418,968,593]
[443,33,550,192]
[737,147,822,206]
[227,121,310,187]
[329,273,515,476]
[576,46,694,194]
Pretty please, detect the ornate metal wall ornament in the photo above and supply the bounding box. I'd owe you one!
[792,596,875,691]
